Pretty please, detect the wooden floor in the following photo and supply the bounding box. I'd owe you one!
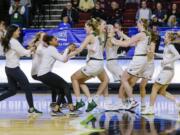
[0,94,180,135]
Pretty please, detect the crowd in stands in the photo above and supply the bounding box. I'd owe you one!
[0,0,179,28]
[59,0,180,29]
[0,0,50,28]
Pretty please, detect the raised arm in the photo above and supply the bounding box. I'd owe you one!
[51,47,69,62]
[118,31,130,40]
[68,35,92,58]
[111,32,143,47]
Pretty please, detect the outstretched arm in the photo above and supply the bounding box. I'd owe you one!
[111,33,142,47]
[68,35,92,58]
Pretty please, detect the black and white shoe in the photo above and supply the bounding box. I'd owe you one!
[126,100,139,110]
[51,109,64,116]
[28,108,43,116]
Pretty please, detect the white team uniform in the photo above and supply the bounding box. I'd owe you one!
[139,44,155,80]
[106,45,123,81]
[81,36,104,77]
[156,44,179,85]
[141,60,155,79]
[31,42,44,76]
[127,31,150,77]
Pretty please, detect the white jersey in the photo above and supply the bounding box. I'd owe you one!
[134,31,150,55]
[37,46,69,76]
[5,38,31,68]
[86,36,103,61]
[31,42,44,76]
[162,44,179,69]
[127,31,150,77]
[106,45,119,60]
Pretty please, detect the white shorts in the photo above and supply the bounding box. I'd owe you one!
[139,62,154,80]
[106,60,123,81]
[81,60,104,77]
[127,56,148,77]
[156,68,174,85]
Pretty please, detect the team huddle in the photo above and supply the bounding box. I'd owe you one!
[0,18,179,116]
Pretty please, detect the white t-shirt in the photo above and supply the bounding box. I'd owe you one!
[37,46,69,76]
[5,38,31,68]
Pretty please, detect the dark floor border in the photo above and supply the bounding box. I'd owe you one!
[0,83,180,94]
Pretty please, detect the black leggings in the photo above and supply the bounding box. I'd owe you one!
[0,67,34,108]
[38,72,72,104]
[32,74,66,104]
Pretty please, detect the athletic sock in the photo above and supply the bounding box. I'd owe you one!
[88,97,93,103]
[141,98,146,106]
[76,97,81,102]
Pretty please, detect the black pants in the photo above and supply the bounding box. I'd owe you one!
[32,74,66,104]
[38,72,72,104]
[0,67,34,108]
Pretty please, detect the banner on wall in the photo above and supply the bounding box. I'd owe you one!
[23,28,86,52]
[23,27,180,54]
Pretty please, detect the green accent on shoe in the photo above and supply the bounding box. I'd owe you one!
[75,100,85,110]
[80,114,95,125]
[86,100,97,112]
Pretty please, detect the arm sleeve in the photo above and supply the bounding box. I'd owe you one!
[136,9,139,21]
[149,9,152,21]
[168,45,180,62]
[51,47,68,62]
[9,6,14,15]
[11,40,31,57]
[20,6,25,14]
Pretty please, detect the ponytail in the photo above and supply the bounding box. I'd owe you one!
[2,25,19,52]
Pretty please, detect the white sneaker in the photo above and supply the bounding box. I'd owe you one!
[104,103,127,111]
[126,100,139,110]
[141,106,154,115]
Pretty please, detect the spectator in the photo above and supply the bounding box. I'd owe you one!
[167,15,178,27]
[136,1,152,22]
[153,2,167,26]
[61,2,79,27]
[168,3,180,25]
[11,0,32,27]
[98,0,107,11]
[9,0,25,27]
[22,0,32,28]
[78,0,95,12]
[150,14,161,26]
[107,1,122,24]
[91,1,106,20]
[151,24,161,53]
[71,0,79,10]
[58,16,71,29]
